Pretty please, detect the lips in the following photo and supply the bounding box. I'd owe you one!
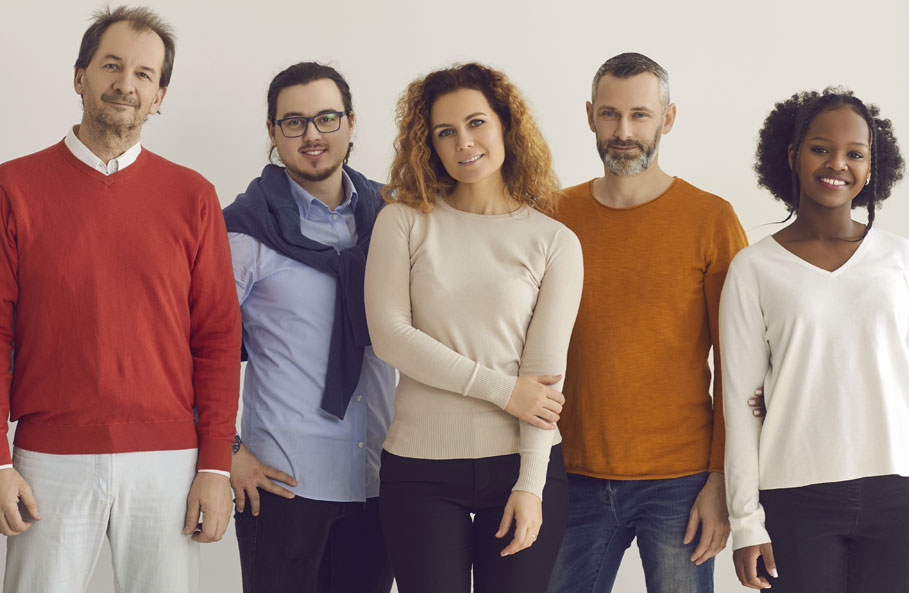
[300,147,327,159]
[817,176,849,189]
[458,154,484,165]
[101,93,138,108]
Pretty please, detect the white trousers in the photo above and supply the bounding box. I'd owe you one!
[4,447,199,593]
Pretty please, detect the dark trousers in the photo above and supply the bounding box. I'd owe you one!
[759,474,909,593]
[235,492,394,593]
[380,445,569,593]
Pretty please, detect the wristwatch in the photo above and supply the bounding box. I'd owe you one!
[232,434,242,455]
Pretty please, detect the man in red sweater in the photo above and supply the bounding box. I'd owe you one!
[0,6,240,592]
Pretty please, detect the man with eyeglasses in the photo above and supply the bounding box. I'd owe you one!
[0,6,240,592]
[222,62,395,593]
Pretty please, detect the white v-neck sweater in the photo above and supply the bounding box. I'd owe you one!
[720,229,909,550]
[364,200,584,498]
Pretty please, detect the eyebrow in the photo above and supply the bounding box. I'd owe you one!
[279,108,343,118]
[807,136,869,147]
[431,111,488,132]
[600,105,655,113]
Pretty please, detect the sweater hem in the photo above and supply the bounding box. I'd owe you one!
[14,419,200,458]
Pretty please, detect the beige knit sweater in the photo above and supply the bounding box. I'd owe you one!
[364,199,583,498]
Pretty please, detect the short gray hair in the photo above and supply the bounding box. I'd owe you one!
[591,52,670,107]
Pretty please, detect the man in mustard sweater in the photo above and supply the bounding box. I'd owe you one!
[0,7,240,592]
[547,53,747,593]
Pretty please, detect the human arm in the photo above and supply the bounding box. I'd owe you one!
[0,187,38,537]
[704,202,748,473]
[0,468,40,536]
[230,443,297,515]
[680,204,747,562]
[183,471,232,543]
[683,471,730,564]
[189,189,242,474]
[719,257,775,561]
[497,226,584,554]
[364,204,562,429]
[734,543,778,589]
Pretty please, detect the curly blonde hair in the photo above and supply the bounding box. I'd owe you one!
[383,63,560,214]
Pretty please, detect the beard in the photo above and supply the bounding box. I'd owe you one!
[597,127,661,177]
[279,142,352,183]
[285,159,342,183]
[84,92,146,139]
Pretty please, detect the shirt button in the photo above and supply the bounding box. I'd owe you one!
[356,395,363,402]
[332,214,339,220]
[357,442,365,448]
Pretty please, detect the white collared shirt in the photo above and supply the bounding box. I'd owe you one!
[64,126,142,175]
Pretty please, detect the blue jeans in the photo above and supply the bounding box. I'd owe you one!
[547,472,713,593]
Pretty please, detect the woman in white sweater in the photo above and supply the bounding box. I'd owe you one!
[720,88,907,592]
[363,63,583,592]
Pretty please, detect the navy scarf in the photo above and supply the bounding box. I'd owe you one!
[223,164,382,419]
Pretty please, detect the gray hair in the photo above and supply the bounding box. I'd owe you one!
[591,52,670,107]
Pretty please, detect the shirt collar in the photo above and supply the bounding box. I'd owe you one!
[285,169,359,221]
[64,125,142,176]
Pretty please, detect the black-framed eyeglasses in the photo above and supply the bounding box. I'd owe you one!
[273,111,349,138]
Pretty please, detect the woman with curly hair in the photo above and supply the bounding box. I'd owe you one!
[363,63,583,592]
[720,87,908,592]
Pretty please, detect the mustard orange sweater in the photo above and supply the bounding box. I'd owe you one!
[555,178,746,479]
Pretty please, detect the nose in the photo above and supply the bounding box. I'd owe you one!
[112,69,136,95]
[301,120,323,141]
[456,131,475,151]
[827,152,848,171]
[614,116,634,139]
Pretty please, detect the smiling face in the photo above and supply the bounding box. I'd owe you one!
[74,21,167,139]
[267,79,354,187]
[429,88,506,187]
[586,73,674,177]
[792,107,871,212]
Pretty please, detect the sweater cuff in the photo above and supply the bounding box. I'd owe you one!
[731,521,772,551]
[466,366,517,409]
[511,451,550,500]
[197,436,232,472]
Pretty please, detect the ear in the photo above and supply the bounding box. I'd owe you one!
[74,68,85,96]
[266,119,277,144]
[586,101,596,133]
[787,144,795,170]
[148,86,168,116]
[346,110,355,135]
[661,103,676,134]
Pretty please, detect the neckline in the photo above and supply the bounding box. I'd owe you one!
[435,195,527,220]
[586,177,679,212]
[767,229,874,277]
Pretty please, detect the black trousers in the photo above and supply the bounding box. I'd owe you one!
[235,492,394,593]
[759,474,909,593]
[380,445,568,593]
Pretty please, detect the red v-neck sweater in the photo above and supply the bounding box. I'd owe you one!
[0,141,241,471]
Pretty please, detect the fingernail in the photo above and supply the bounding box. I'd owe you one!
[770,568,778,578]
[754,389,761,395]
[748,398,756,405]
[753,410,762,416]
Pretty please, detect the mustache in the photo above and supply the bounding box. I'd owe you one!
[607,140,644,150]
[101,93,138,107]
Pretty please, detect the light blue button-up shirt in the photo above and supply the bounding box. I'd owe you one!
[229,170,395,502]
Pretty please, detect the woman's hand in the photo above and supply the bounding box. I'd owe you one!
[504,375,564,430]
[733,542,777,589]
[496,490,543,556]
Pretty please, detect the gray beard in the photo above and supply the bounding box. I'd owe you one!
[598,129,661,177]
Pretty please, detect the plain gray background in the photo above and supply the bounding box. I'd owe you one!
[1,0,908,591]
